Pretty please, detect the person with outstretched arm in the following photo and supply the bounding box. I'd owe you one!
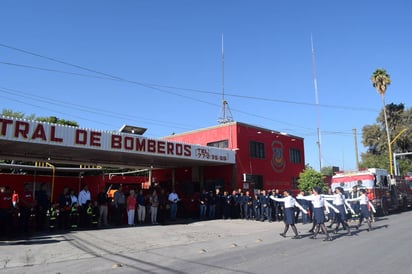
[270,190,307,239]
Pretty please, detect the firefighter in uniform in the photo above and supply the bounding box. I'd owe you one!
[70,202,80,229]
[59,187,71,230]
[20,183,37,233]
[0,186,13,237]
[47,203,59,231]
[86,200,99,228]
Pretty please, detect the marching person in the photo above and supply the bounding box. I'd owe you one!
[345,188,374,232]
[295,190,309,224]
[349,185,360,220]
[322,187,351,236]
[297,187,333,241]
[270,190,306,239]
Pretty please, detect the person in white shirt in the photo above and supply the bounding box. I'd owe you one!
[270,190,306,239]
[322,187,351,235]
[70,189,78,206]
[78,185,91,206]
[345,188,374,232]
[168,189,179,221]
[77,185,91,227]
[298,187,333,241]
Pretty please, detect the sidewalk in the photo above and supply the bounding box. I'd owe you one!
[0,218,288,271]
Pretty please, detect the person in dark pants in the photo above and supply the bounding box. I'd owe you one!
[35,183,50,231]
[271,190,306,239]
[260,190,270,222]
[207,191,216,219]
[295,190,309,224]
[346,189,374,232]
[244,191,253,220]
[20,183,37,233]
[349,185,360,220]
[0,186,13,237]
[298,187,333,241]
[215,188,223,219]
[113,185,126,226]
[273,189,283,221]
[253,193,261,221]
[158,188,168,225]
[238,190,246,219]
[230,190,239,219]
[198,189,208,219]
[222,191,231,219]
[59,187,71,230]
[323,187,351,235]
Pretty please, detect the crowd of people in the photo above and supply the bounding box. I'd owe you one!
[0,182,375,240]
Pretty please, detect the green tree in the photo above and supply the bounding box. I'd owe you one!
[361,103,412,174]
[320,166,334,176]
[2,109,79,127]
[2,109,27,119]
[297,167,328,193]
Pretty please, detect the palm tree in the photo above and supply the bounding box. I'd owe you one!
[370,68,392,174]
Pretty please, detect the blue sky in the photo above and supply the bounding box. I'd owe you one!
[1,1,411,171]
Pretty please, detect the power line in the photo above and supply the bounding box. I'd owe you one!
[0,43,373,137]
[0,42,379,113]
[0,60,378,113]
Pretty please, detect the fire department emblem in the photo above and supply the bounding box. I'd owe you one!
[271,140,285,173]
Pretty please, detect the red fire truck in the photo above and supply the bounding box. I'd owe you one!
[331,168,412,216]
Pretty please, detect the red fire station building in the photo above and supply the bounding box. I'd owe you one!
[0,116,304,202]
[159,121,305,193]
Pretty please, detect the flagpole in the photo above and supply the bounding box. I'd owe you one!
[311,34,322,171]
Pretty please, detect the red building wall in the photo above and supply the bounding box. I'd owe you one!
[162,122,305,192]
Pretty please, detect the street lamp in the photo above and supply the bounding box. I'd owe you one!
[391,128,409,175]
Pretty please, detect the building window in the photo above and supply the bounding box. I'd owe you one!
[249,174,263,190]
[249,141,265,159]
[291,176,298,189]
[289,148,301,164]
[207,140,228,148]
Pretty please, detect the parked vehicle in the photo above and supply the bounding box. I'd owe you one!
[331,168,412,216]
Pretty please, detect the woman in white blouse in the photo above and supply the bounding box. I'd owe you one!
[297,187,333,241]
[270,190,306,239]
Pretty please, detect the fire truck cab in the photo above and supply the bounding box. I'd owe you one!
[331,168,412,216]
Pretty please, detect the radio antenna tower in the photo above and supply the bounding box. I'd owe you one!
[218,33,234,124]
[311,34,323,171]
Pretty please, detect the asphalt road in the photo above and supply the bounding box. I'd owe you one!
[1,210,410,274]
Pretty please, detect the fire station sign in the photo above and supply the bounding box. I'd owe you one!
[0,116,235,164]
